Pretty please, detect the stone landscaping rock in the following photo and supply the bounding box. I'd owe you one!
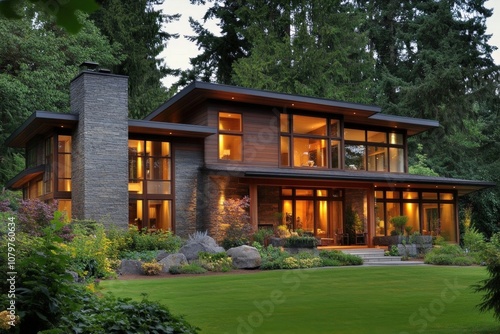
[227,245,261,269]
[179,235,225,261]
[159,253,188,272]
[119,259,143,275]
[156,250,170,261]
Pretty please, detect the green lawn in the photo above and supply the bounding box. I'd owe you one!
[101,266,499,334]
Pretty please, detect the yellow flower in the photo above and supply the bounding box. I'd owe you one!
[0,310,20,330]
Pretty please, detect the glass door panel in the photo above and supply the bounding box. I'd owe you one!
[295,200,314,234]
[317,200,328,237]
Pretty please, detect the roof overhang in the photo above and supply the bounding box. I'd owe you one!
[128,119,216,138]
[5,165,45,190]
[6,111,78,148]
[234,168,495,196]
[146,81,439,136]
[145,81,382,122]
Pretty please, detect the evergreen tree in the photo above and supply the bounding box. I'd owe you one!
[0,7,121,185]
[91,0,179,118]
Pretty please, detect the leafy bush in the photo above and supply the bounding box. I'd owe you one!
[319,250,363,266]
[17,199,61,236]
[67,221,115,279]
[57,295,199,333]
[385,245,400,256]
[216,196,252,248]
[424,244,475,265]
[128,227,183,252]
[142,261,163,275]
[463,226,486,254]
[198,252,232,272]
[8,214,90,334]
[120,250,160,262]
[284,236,318,248]
[252,228,274,245]
[256,244,291,270]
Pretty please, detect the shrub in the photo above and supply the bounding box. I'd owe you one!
[284,236,318,248]
[463,226,486,254]
[257,245,291,270]
[424,244,475,265]
[128,227,183,253]
[216,196,252,247]
[142,261,163,275]
[198,252,232,272]
[58,295,199,333]
[319,250,363,266]
[252,228,274,245]
[386,245,400,256]
[67,221,115,279]
[281,257,300,269]
[390,215,409,235]
[120,250,160,262]
[17,199,61,236]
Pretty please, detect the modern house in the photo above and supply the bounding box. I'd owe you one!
[5,65,495,246]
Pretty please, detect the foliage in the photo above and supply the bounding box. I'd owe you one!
[0,0,99,33]
[142,261,163,276]
[408,144,439,176]
[217,196,252,248]
[0,6,121,186]
[8,213,88,333]
[424,244,476,266]
[344,206,362,243]
[16,199,60,236]
[385,245,400,257]
[283,236,318,248]
[463,226,486,256]
[187,230,208,244]
[57,294,199,333]
[90,0,177,118]
[169,264,207,275]
[0,189,20,212]
[254,243,291,270]
[252,228,274,245]
[119,250,160,262]
[66,221,115,279]
[126,226,183,253]
[390,216,409,235]
[276,225,289,238]
[319,250,363,266]
[475,233,500,321]
[198,252,233,272]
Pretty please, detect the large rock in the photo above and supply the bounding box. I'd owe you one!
[179,235,225,261]
[119,259,143,275]
[227,245,261,269]
[159,253,188,273]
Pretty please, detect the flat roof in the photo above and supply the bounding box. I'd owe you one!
[128,119,216,138]
[6,111,79,148]
[146,81,439,135]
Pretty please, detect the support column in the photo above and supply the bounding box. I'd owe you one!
[249,184,258,232]
[367,187,375,247]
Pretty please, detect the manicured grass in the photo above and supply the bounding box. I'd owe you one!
[101,266,499,334]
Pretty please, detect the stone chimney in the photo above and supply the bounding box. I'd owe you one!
[70,62,129,228]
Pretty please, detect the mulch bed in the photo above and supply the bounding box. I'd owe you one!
[116,269,263,280]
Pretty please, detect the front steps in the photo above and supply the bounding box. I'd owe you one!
[341,248,424,265]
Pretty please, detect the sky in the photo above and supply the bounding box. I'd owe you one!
[159,0,500,87]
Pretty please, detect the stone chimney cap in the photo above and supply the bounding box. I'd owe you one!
[79,61,100,71]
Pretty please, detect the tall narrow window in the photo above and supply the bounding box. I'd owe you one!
[44,137,53,194]
[57,135,72,191]
[219,112,242,161]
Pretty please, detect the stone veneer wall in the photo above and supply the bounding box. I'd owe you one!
[173,141,205,238]
[70,71,129,228]
[197,170,249,239]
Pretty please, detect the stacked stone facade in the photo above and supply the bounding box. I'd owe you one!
[70,71,129,228]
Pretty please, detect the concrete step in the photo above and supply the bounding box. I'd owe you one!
[362,256,402,262]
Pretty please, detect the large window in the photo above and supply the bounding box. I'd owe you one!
[128,140,173,231]
[281,114,340,168]
[128,140,171,195]
[219,112,242,161]
[44,137,53,193]
[344,128,405,172]
[375,190,456,242]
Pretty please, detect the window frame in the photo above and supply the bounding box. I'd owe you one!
[218,112,243,162]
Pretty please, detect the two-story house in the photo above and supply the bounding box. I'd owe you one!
[5,65,495,246]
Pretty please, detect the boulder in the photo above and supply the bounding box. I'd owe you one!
[179,235,225,261]
[119,259,143,275]
[227,245,261,269]
[156,250,170,261]
[159,253,188,273]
